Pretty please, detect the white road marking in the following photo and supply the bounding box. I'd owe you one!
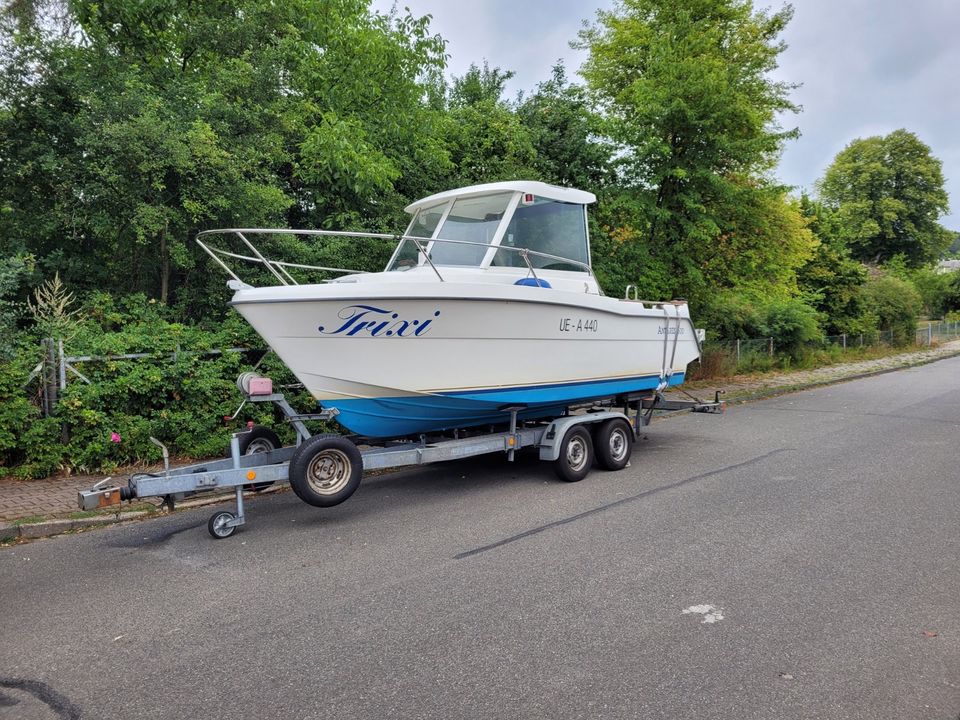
[683,604,725,624]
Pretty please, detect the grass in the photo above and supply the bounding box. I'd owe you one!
[688,341,934,383]
[11,515,46,526]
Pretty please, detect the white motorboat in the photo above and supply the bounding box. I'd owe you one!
[198,181,703,437]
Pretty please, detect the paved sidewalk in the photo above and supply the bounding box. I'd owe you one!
[0,475,96,522]
[2,339,959,529]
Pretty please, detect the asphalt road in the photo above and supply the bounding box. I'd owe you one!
[3,358,960,720]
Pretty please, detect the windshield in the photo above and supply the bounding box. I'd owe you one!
[429,193,512,266]
[387,190,592,273]
[388,203,445,270]
[492,199,589,271]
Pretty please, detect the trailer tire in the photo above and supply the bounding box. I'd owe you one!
[208,511,238,539]
[554,426,594,483]
[237,425,281,455]
[289,434,363,507]
[236,425,281,491]
[594,418,633,471]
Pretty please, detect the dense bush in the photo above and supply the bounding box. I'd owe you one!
[758,298,824,359]
[861,275,922,346]
[908,268,954,318]
[698,292,823,358]
[1,294,311,477]
[696,291,766,342]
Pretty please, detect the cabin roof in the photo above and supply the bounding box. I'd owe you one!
[405,181,596,214]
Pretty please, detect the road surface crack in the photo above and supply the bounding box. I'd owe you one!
[455,448,794,559]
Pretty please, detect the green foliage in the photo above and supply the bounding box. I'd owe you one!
[0,0,448,311]
[577,0,808,308]
[0,294,311,477]
[860,275,922,346]
[797,197,871,334]
[879,255,959,319]
[904,267,956,318]
[449,61,514,107]
[440,63,537,186]
[589,191,672,299]
[819,130,952,267]
[696,187,814,303]
[0,342,44,470]
[947,233,960,257]
[758,298,823,359]
[696,291,765,341]
[697,291,822,359]
[0,253,33,353]
[944,273,960,315]
[517,63,615,190]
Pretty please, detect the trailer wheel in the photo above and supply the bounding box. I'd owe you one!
[289,434,363,507]
[208,511,238,539]
[554,426,594,483]
[595,418,633,471]
[236,425,281,491]
[238,425,281,455]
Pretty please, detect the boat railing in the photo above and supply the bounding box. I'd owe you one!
[195,228,593,287]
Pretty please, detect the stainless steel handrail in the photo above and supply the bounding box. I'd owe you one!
[208,247,371,276]
[195,228,594,288]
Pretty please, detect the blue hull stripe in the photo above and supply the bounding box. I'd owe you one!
[322,372,686,437]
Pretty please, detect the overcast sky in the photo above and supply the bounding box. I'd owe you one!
[372,0,959,230]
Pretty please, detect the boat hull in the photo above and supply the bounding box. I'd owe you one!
[232,280,700,437]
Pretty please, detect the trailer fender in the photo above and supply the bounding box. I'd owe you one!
[538,411,631,462]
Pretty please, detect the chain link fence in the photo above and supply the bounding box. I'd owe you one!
[695,321,960,377]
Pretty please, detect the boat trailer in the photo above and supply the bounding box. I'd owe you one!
[78,375,724,539]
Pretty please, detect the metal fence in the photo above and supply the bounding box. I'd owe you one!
[701,321,960,370]
[914,320,960,346]
[25,339,259,417]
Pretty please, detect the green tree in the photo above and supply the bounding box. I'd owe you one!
[796,195,870,334]
[759,297,822,359]
[861,274,921,346]
[818,129,951,267]
[0,254,32,354]
[0,0,448,317]
[944,272,960,314]
[441,63,537,186]
[899,265,954,318]
[576,0,808,306]
[947,232,960,257]
[516,63,615,190]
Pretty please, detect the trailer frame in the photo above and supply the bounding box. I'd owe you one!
[79,382,723,539]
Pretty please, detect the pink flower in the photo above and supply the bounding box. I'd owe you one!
[110,432,122,443]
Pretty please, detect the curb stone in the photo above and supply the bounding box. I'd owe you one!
[2,488,277,542]
[5,511,153,541]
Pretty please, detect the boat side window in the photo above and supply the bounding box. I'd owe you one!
[431,193,512,266]
[389,203,446,270]
[494,199,589,271]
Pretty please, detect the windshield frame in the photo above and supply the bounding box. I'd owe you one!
[386,190,592,274]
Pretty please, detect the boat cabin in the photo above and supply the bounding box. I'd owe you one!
[386,181,596,277]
